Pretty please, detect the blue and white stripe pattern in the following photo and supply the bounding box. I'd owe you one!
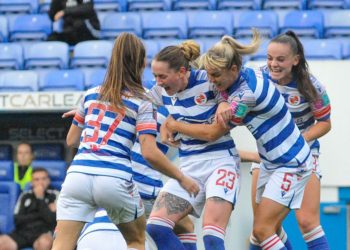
[77,209,119,244]
[131,105,177,200]
[69,86,157,181]
[148,69,237,163]
[223,67,310,170]
[261,65,331,152]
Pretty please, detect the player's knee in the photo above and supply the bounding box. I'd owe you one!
[253,225,273,242]
[297,215,319,233]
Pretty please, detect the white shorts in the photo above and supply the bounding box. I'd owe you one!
[256,156,313,209]
[311,149,321,180]
[161,156,240,217]
[57,173,144,224]
[251,149,321,180]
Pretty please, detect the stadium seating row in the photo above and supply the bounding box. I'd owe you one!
[1,10,350,43]
[0,0,350,14]
[0,37,348,77]
[0,68,107,91]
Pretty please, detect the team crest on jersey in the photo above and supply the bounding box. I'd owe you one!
[288,95,300,105]
[194,93,207,105]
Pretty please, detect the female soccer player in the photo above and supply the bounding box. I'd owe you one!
[52,33,199,250]
[146,40,241,250]
[249,30,331,250]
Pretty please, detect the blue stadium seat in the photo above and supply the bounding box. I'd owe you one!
[157,39,184,49]
[172,0,216,10]
[8,14,52,41]
[249,39,269,60]
[71,40,113,68]
[50,181,63,191]
[128,0,171,11]
[32,160,67,181]
[339,38,350,58]
[263,0,307,10]
[38,0,51,13]
[302,39,343,59]
[234,11,278,38]
[39,69,85,91]
[0,0,38,14]
[157,39,204,53]
[308,0,348,9]
[324,10,350,37]
[94,0,127,12]
[100,12,142,39]
[0,145,12,161]
[142,11,188,39]
[143,66,154,84]
[217,0,261,10]
[0,15,8,42]
[200,38,218,52]
[24,41,69,69]
[280,10,324,38]
[32,143,64,160]
[0,43,23,70]
[187,11,233,38]
[0,70,38,92]
[0,182,20,233]
[83,68,106,89]
[0,161,14,181]
[143,39,159,65]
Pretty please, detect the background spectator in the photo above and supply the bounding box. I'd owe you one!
[0,168,59,250]
[47,0,100,46]
[14,142,34,191]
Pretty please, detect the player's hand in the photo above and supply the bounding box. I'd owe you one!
[178,174,200,198]
[215,102,232,128]
[165,115,177,133]
[62,109,77,118]
[160,120,179,147]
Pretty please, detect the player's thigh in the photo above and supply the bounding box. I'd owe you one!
[118,214,146,244]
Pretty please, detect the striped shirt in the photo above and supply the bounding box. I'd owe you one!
[69,86,157,181]
[131,105,177,200]
[261,65,331,152]
[221,67,311,170]
[148,69,238,163]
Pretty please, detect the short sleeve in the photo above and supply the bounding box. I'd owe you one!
[310,76,331,121]
[136,100,157,136]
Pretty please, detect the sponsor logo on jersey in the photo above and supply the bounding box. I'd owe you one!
[194,93,207,105]
[288,95,300,105]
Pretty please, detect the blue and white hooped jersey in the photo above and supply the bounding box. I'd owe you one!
[148,69,237,163]
[261,66,331,152]
[131,105,177,200]
[77,209,120,244]
[221,67,311,170]
[70,86,157,181]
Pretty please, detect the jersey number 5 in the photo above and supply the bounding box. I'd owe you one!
[281,173,293,192]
